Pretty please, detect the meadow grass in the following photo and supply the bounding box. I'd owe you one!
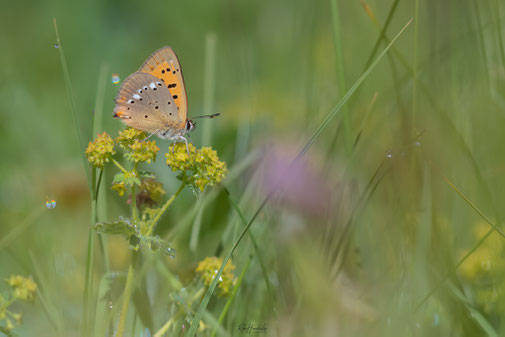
[2,0,505,336]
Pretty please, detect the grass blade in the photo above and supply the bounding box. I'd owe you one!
[415,174,505,311]
[52,18,89,186]
[184,18,413,337]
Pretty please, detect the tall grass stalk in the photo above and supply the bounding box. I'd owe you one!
[361,0,400,71]
[52,18,89,185]
[415,174,505,311]
[224,188,276,312]
[29,252,65,336]
[184,18,413,337]
[413,0,420,131]
[210,254,252,337]
[330,0,350,153]
[53,19,105,336]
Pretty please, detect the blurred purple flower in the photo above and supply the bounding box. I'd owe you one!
[260,144,332,218]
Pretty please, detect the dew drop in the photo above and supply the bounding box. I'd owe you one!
[433,313,440,326]
[414,141,422,147]
[108,300,113,309]
[54,43,60,48]
[112,74,120,84]
[164,247,176,257]
[45,199,56,209]
[385,150,392,158]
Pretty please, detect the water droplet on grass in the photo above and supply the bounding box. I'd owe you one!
[45,199,56,209]
[164,247,176,257]
[112,74,120,84]
[54,43,59,48]
[433,313,440,326]
[415,141,422,147]
[386,150,392,158]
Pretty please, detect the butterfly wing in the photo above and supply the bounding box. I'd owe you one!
[138,46,188,122]
[113,72,184,133]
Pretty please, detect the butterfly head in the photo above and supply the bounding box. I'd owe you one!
[186,119,195,132]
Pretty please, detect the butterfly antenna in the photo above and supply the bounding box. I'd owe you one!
[192,113,220,119]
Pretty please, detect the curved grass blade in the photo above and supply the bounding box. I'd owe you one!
[53,18,89,185]
[184,18,413,337]
[415,174,505,311]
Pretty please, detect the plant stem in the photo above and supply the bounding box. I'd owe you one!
[116,251,138,337]
[148,183,186,235]
[153,318,173,337]
[112,159,129,175]
[83,167,96,336]
[210,255,252,337]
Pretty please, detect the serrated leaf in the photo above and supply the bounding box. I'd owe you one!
[138,170,156,179]
[136,234,176,257]
[113,173,125,183]
[124,175,141,186]
[94,218,136,236]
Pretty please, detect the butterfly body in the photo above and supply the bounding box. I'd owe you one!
[114,46,195,151]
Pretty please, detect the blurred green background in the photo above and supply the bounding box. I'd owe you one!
[2,0,505,336]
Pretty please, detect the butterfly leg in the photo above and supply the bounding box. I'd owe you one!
[143,130,160,141]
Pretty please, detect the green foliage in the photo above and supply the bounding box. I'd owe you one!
[3,0,505,336]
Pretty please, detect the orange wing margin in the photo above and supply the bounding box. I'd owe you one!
[138,47,187,122]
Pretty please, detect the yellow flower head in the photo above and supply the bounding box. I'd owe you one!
[116,128,159,163]
[85,132,115,168]
[6,275,37,302]
[195,256,236,297]
[111,181,126,197]
[166,143,228,192]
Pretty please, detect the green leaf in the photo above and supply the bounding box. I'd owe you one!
[113,172,141,187]
[112,172,125,183]
[137,234,176,257]
[94,218,136,236]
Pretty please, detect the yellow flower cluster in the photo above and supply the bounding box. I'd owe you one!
[460,222,505,281]
[117,128,159,163]
[116,127,146,148]
[195,256,236,297]
[166,143,228,191]
[460,222,505,314]
[7,275,37,302]
[85,132,115,168]
[1,275,37,332]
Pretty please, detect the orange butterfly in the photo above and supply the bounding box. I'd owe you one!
[113,47,218,152]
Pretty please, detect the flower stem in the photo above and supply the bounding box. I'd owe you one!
[131,162,139,221]
[115,251,138,337]
[82,167,96,336]
[148,183,185,235]
[111,158,129,175]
